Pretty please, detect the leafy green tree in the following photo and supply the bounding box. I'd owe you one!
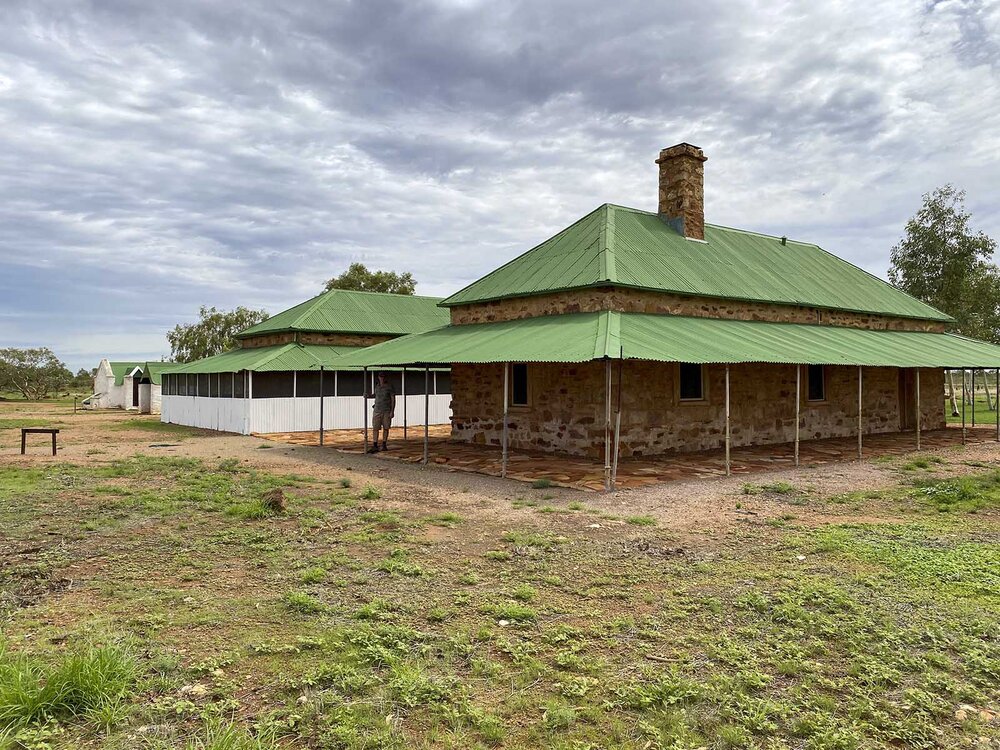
[70,367,96,390]
[889,184,1000,342]
[324,263,416,295]
[0,347,73,399]
[167,306,269,363]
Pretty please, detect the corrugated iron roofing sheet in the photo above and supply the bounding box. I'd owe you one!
[169,344,362,374]
[140,361,177,385]
[332,311,1000,368]
[442,204,951,323]
[236,289,450,339]
[109,361,143,386]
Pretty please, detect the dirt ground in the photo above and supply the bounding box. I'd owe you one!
[6,399,1000,547]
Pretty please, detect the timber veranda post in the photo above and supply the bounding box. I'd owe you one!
[319,366,325,446]
[915,368,920,451]
[857,366,863,460]
[604,358,612,492]
[611,351,623,490]
[363,366,369,453]
[972,369,977,428]
[402,367,407,440]
[995,368,999,442]
[962,368,967,445]
[794,365,801,467]
[724,364,731,477]
[502,363,509,479]
[423,367,430,465]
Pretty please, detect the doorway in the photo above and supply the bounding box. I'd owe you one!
[898,369,916,430]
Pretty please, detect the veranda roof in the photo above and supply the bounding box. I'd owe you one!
[109,361,143,386]
[168,344,361,374]
[331,311,1000,369]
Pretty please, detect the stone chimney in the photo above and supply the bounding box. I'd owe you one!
[655,143,708,240]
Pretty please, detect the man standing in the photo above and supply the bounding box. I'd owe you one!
[369,371,396,452]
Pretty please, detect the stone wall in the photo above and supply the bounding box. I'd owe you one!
[450,361,946,458]
[239,332,395,349]
[449,288,946,333]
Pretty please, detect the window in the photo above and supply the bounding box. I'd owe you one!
[510,363,529,407]
[678,363,705,401]
[435,371,451,395]
[807,365,826,401]
[336,371,365,397]
[234,371,246,399]
[219,372,233,398]
[252,372,294,398]
[197,374,210,398]
[178,374,188,397]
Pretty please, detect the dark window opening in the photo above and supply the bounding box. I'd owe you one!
[178,374,188,397]
[808,365,826,401]
[435,371,451,395]
[234,371,246,399]
[219,372,233,398]
[336,371,364,397]
[252,371,294,398]
[403,370,429,396]
[511,364,529,407]
[678,363,704,401]
[197,374,210,398]
[296,371,321,397]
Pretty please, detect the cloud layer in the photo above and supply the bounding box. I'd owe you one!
[1,0,998,370]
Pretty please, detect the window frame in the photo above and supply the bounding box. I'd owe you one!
[676,362,707,403]
[509,363,529,408]
[807,364,827,403]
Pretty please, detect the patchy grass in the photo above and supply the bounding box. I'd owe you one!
[1,402,999,748]
[110,419,203,437]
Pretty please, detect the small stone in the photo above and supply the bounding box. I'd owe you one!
[796,555,806,561]
[497,619,510,627]
[587,523,601,528]
[211,668,225,678]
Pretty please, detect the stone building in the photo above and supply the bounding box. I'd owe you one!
[338,143,1000,475]
[160,289,451,434]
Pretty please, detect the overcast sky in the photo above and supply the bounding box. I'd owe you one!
[1,0,999,372]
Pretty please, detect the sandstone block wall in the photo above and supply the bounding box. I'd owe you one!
[448,288,946,333]
[239,332,395,349]
[450,361,946,458]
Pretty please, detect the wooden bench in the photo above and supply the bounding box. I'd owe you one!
[21,428,59,456]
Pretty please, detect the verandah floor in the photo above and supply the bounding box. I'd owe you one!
[255,424,999,492]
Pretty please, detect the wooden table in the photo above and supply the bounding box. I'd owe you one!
[21,428,59,456]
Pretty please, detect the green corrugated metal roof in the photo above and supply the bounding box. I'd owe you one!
[441,204,951,323]
[235,289,450,339]
[139,362,178,385]
[332,312,1000,368]
[109,361,143,386]
[169,344,362,374]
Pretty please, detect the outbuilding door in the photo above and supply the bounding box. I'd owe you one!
[898,369,916,431]
[132,377,140,408]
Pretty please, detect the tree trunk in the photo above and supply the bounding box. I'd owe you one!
[947,371,960,416]
[983,369,995,411]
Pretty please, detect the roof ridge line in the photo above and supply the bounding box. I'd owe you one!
[604,205,618,284]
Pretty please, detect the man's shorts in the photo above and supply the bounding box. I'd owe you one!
[372,411,392,431]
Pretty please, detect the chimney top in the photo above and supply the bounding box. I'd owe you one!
[655,143,707,241]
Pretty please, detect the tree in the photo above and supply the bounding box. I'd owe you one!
[889,185,1000,342]
[324,263,416,295]
[70,367,96,390]
[167,306,269,363]
[0,347,73,399]
[889,185,1000,414]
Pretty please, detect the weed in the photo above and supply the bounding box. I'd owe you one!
[627,515,657,526]
[282,591,324,614]
[360,484,381,500]
[299,567,326,584]
[531,478,553,489]
[338,477,352,488]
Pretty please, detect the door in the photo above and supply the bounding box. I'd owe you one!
[898,369,916,430]
[132,377,140,408]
